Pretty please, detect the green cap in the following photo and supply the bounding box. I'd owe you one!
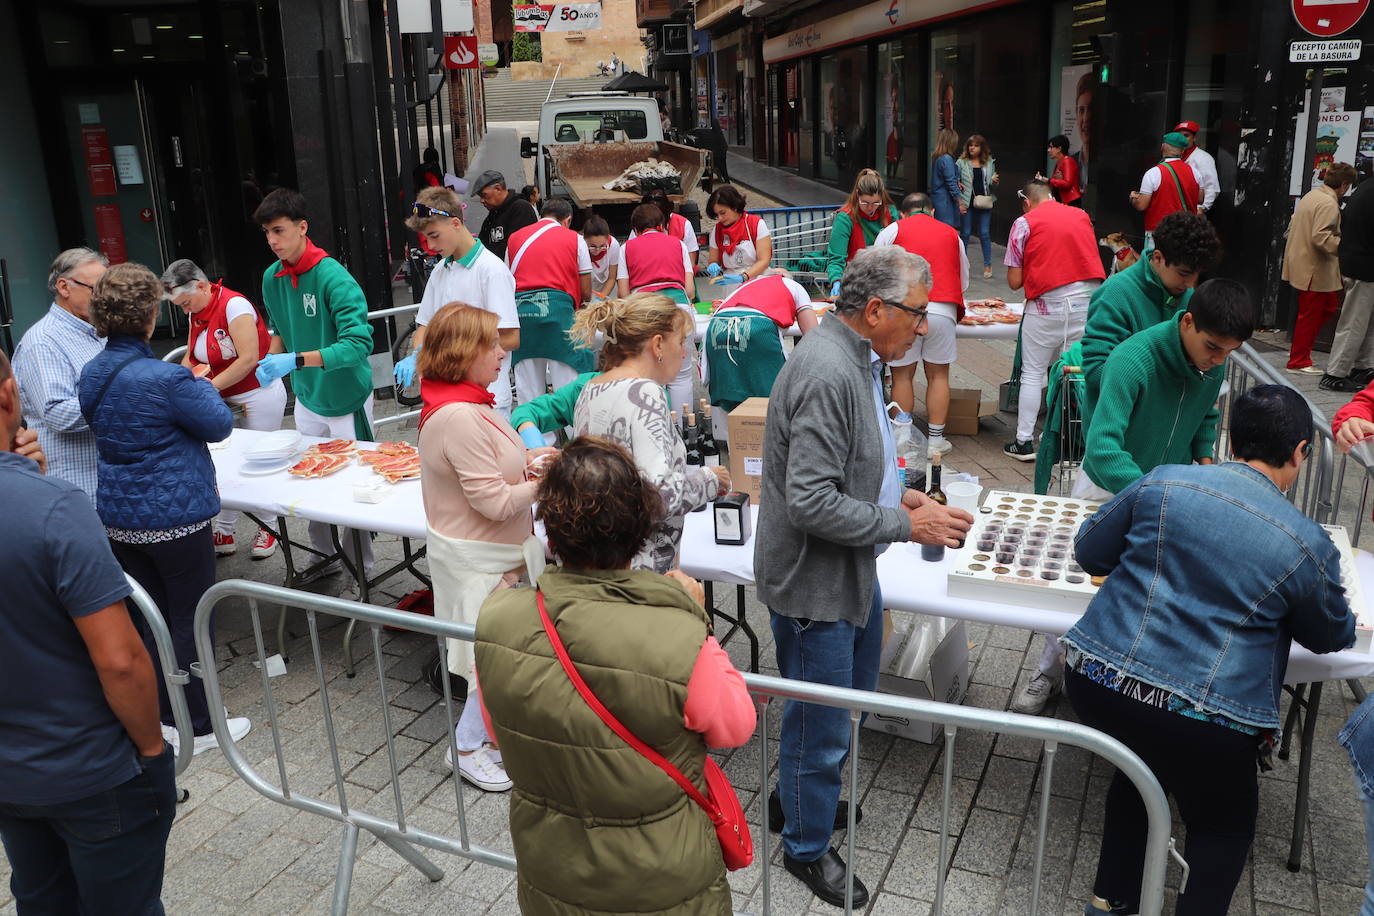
[1162,131,1189,149]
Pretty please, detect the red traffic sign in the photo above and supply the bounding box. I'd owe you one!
[444,36,479,69]
[139,207,155,222]
[1292,0,1369,36]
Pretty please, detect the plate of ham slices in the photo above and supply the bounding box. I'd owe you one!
[286,439,359,478]
[357,441,421,484]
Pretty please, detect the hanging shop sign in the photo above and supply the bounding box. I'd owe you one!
[514,3,603,32]
[763,0,1009,64]
[1292,0,1369,37]
[396,0,474,33]
[444,36,480,69]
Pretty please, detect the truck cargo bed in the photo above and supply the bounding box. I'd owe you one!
[546,141,706,209]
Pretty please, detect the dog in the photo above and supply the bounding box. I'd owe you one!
[1099,232,1140,274]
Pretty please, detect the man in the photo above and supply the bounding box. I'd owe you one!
[11,247,109,500]
[1129,131,1200,247]
[999,178,1105,460]
[0,348,176,911]
[252,187,376,575]
[474,170,538,261]
[400,186,520,415]
[873,191,967,458]
[1014,279,1256,716]
[1325,170,1374,392]
[1079,211,1220,425]
[1043,135,1082,207]
[1173,120,1220,213]
[506,197,594,411]
[756,245,972,908]
[1284,162,1357,375]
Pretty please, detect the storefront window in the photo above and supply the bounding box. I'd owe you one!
[714,44,737,139]
[875,42,904,183]
[818,47,869,188]
[1180,0,1249,208]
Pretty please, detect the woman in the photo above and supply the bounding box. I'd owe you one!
[929,128,961,229]
[582,215,619,300]
[519,184,541,209]
[1045,134,1082,206]
[161,259,285,560]
[418,303,553,793]
[617,204,699,410]
[475,436,754,916]
[570,293,730,573]
[825,168,899,297]
[957,134,1000,279]
[629,189,700,264]
[704,185,772,286]
[704,271,819,419]
[77,263,250,757]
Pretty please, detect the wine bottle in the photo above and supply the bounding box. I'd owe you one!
[922,453,947,561]
[685,412,707,512]
[680,403,691,442]
[698,398,720,466]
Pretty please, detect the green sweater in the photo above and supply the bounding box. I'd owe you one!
[510,371,595,432]
[260,256,374,419]
[1080,255,1192,422]
[826,206,901,283]
[1081,315,1222,495]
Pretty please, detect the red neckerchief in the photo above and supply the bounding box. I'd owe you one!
[188,282,226,339]
[274,239,329,289]
[419,378,496,431]
[714,213,757,258]
[1182,145,1196,161]
[841,204,890,259]
[1115,247,1134,263]
[590,243,611,268]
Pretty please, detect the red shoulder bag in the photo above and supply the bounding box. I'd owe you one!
[535,590,753,870]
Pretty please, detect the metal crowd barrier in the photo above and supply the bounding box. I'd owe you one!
[752,205,836,290]
[124,573,195,778]
[193,579,1176,915]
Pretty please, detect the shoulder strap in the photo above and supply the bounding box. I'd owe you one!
[509,221,560,274]
[535,589,720,819]
[87,354,144,419]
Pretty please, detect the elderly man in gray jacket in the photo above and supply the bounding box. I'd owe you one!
[757,245,972,908]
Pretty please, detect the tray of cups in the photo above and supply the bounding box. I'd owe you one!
[947,490,1107,614]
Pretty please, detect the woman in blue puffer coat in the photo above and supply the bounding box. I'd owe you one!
[78,262,250,756]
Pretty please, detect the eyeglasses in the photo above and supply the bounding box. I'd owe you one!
[1016,190,1028,202]
[411,202,465,219]
[65,277,95,292]
[882,299,929,325]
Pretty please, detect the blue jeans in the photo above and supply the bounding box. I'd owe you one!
[960,207,993,268]
[770,584,884,862]
[1362,777,1374,916]
[0,745,176,914]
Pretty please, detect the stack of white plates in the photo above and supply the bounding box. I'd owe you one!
[240,430,303,475]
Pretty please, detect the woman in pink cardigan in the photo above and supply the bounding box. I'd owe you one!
[417,303,554,794]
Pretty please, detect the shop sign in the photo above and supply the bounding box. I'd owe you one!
[1292,0,1369,37]
[514,3,602,32]
[662,23,690,56]
[762,0,998,63]
[396,0,474,33]
[444,36,480,68]
[81,127,116,197]
[93,204,128,264]
[478,42,499,62]
[1289,38,1364,61]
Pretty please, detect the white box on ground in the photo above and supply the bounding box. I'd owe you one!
[863,612,969,744]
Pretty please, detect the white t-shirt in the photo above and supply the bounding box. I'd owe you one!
[417,244,519,408]
[589,236,621,289]
[1184,146,1221,210]
[873,221,968,322]
[505,219,594,276]
[616,236,693,288]
[1138,157,1186,195]
[193,296,257,363]
[714,219,772,272]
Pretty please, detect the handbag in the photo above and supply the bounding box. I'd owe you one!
[535,589,753,870]
[972,194,994,210]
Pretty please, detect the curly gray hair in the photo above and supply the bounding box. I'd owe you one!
[832,246,931,315]
[47,248,109,299]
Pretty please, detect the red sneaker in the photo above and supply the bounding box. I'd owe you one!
[213,532,237,556]
[251,529,278,560]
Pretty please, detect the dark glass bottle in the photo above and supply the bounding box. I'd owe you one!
[685,412,707,511]
[922,454,947,561]
[681,403,691,441]
[698,398,720,466]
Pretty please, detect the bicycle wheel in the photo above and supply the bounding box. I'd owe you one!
[392,320,421,407]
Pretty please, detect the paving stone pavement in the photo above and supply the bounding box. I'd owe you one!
[2,260,1370,915]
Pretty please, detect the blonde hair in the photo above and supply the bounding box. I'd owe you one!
[91,263,162,338]
[416,303,498,382]
[570,292,692,369]
[406,187,464,232]
[841,168,894,224]
[931,128,960,162]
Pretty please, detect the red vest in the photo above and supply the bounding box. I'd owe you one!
[508,219,582,301]
[892,214,964,317]
[1021,201,1106,300]
[1143,160,1200,231]
[718,275,803,327]
[668,212,692,243]
[840,205,892,259]
[624,230,686,292]
[187,284,269,398]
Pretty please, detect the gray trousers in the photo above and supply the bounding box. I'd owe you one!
[1327,278,1374,378]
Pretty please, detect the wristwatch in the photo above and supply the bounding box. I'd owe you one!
[295,353,307,370]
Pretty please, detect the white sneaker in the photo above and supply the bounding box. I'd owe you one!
[446,742,513,792]
[1011,671,1062,715]
[927,437,953,458]
[167,717,251,757]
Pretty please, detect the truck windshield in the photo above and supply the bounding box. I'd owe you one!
[552,110,650,142]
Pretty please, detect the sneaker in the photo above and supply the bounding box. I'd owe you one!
[1319,373,1363,392]
[1353,367,1374,386]
[213,532,237,556]
[1083,897,1135,915]
[446,742,513,792]
[927,437,953,458]
[1011,671,1062,715]
[982,266,993,279]
[1003,439,1036,462]
[251,529,278,559]
[295,559,343,586]
[164,717,251,756]
[1286,365,1325,375]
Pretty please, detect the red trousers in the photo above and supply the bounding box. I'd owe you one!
[1287,289,1341,368]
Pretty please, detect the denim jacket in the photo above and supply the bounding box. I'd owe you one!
[1062,462,1355,729]
[1342,694,1374,798]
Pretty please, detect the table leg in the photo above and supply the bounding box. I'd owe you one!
[1286,681,1323,873]
[327,526,369,679]
[700,581,760,673]
[1278,683,1304,761]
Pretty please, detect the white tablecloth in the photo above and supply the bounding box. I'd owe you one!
[679,506,1374,685]
[692,301,1024,342]
[212,429,426,539]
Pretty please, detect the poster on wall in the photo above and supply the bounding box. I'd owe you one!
[1059,64,1094,191]
[696,76,710,129]
[1290,105,1361,194]
[93,204,128,264]
[81,127,116,197]
[513,3,602,32]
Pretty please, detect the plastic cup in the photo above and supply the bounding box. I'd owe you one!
[946,481,982,515]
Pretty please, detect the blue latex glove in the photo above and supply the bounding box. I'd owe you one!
[518,424,546,450]
[830,280,842,298]
[255,352,296,387]
[705,262,723,278]
[720,273,744,284]
[394,351,418,387]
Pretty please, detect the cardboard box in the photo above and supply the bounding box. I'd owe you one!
[727,398,769,505]
[862,612,969,744]
[946,387,997,437]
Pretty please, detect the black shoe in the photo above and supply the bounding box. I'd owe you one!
[783,847,870,909]
[1354,367,1374,386]
[1003,438,1036,461]
[768,789,863,834]
[1319,373,1363,392]
[423,654,468,701]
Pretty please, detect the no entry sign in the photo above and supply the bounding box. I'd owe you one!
[1292,0,1370,37]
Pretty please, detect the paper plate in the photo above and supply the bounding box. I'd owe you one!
[239,454,299,476]
[244,430,303,461]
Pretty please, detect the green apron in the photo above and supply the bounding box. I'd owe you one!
[649,285,691,308]
[704,306,786,411]
[513,287,594,372]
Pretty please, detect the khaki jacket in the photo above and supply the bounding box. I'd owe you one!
[1283,184,1343,292]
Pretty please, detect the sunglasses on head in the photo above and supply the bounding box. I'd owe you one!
[411,202,464,219]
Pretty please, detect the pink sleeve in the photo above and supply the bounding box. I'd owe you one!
[683,636,756,749]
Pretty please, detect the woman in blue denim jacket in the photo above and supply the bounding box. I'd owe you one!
[928,128,962,230]
[1062,385,1355,916]
[1341,689,1374,915]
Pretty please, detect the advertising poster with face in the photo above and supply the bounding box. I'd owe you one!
[1059,64,1092,191]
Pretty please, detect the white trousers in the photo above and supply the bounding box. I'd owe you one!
[514,358,581,443]
[216,380,288,534]
[667,327,700,418]
[1015,297,1091,443]
[293,396,376,571]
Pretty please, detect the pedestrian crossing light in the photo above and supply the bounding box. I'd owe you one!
[1098,62,1110,84]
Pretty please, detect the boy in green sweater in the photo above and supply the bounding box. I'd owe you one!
[1013,278,1255,717]
[1078,211,1220,426]
[252,187,376,573]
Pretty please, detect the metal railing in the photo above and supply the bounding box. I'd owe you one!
[193,579,1176,915]
[124,573,195,777]
[753,205,836,280]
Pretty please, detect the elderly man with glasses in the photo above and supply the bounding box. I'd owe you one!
[756,245,972,909]
[12,247,110,500]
